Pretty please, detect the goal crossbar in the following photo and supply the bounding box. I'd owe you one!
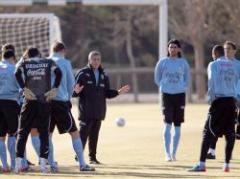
[0,0,162,6]
[0,0,168,58]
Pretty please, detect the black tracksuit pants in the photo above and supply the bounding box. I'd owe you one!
[79,119,102,160]
[209,137,218,150]
[200,97,236,163]
[16,101,50,159]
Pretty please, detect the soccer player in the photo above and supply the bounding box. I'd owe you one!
[206,42,240,159]
[74,50,130,164]
[206,45,225,160]
[14,47,62,173]
[48,42,94,172]
[0,49,19,172]
[2,43,36,168]
[224,41,240,146]
[189,42,240,172]
[154,39,190,161]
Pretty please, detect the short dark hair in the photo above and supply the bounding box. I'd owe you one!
[224,41,237,50]
[2,43,15,53]
[25,47,40,58]
[212,45,224,57]
[3,50,15,59]
[167,39,182,58]
[52,42,65,53]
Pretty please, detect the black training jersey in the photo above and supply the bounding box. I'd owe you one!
[16,58,58,100]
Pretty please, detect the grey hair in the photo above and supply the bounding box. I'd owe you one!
[88,50,101,60]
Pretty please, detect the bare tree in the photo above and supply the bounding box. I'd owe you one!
[169,0,208,99]
[126,9,139,102]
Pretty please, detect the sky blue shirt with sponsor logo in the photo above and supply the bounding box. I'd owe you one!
[51,53,75,101]
[154,57,190,94]
[208,57,240,103]
[0,59,19,101]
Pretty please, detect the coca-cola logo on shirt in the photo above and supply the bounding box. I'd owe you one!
[25,63,49,77]
[27,68,46,76]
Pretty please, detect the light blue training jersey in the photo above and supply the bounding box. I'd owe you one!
[0,59,19,101]
[51,53,75,101]
[208,57,240,103]
[154,57,190,94]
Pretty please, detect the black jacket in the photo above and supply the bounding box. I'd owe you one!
[74,65,118,121]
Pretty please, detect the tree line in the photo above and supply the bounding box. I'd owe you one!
[0,0,240,99]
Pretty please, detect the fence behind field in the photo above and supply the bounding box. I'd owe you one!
[104,67,208,103]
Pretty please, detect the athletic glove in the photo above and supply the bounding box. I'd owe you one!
[44,88,57,101]
[23,87,37,100]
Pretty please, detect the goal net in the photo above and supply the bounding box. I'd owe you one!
[0,13,62,59]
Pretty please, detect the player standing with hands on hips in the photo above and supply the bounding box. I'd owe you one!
[74,50,130,164]
[14,47,62,173]
[154,39,190,162]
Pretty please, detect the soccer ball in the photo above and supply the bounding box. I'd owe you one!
[115,117,125,127]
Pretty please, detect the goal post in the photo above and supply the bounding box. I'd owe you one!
[0,0,168,59]
[0,13,62,59]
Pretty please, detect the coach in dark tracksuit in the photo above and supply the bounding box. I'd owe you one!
[74,50,130,164]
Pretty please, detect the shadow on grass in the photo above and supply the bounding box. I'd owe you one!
[3,164,240,178]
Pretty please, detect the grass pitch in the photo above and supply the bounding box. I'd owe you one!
[1,103,240,178]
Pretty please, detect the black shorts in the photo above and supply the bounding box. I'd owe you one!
[0,100,19,137]
[208,97,236,137]
[19,101,51,134]
[161,93,186,125]
[50,100,77,134]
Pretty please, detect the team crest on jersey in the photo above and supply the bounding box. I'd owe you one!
[86,73,90,77]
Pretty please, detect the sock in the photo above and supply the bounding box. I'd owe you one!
[15,157,23,171]
[22,150,28,169]
[223,163,229,168]
[48,135,55,166]
[0,140,8,169]
[208,148,215,155]
[39,157,47,172]
[7,136,16,169]
[199,161,205,167]
[163,123,172,156]
[31,135,40,158]
[172,126,181,156]
[72,138,86,167]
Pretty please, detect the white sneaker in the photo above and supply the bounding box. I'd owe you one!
[39,158,48,173]
[50,162,58,173]
[15,157,23,173]
[80,164,95,171]
[165,154,172,162]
